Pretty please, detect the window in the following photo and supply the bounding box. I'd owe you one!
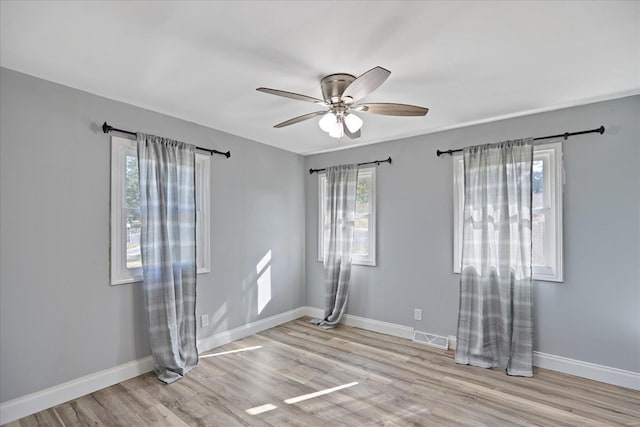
[318,167,376,266]
[110,136,211,285]
[453,142,563,282]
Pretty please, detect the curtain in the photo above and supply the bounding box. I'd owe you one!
[455,138,534,377]
[312,164,358,328]
[137,133,198,383]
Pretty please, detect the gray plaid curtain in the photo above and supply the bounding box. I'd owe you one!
[312,164,358,328]
[137,133,198,383]
[455,138,534,377]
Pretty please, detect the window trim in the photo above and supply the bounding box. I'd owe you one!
[110,136,211,285]
[532,143,564,282]
[318,167,377,266]
[111,136,141,285]
[195,153,211,274]
[452,142,563,282]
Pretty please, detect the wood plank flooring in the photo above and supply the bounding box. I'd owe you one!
[6,317,640,426]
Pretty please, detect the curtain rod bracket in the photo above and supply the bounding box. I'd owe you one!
[102,122,112,134]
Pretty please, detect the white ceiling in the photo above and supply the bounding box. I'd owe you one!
[1,1,638,155]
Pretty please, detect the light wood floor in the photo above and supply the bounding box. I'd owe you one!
[7,317,640,426]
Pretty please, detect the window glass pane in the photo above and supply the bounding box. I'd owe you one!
[532,209,546,267]
[531,159,545,267]
[125,154,141,269]
[353,217,369,256]
[354,172,371,257]
[125,155,139,208]
[532,159,544,209]
[356,173,371,216]
[126,207,141,269]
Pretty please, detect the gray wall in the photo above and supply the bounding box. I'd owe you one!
[0,68,306,402]
[1,65,637,403]
[305,95,640,373]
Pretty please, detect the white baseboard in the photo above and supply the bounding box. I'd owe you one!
[0,356,154,425]
[533,351,640,391]
[342,313,414,339]
[0,306,308,424]
[303,305,325,320]
[196,306,308,353]
[302,306,414,339]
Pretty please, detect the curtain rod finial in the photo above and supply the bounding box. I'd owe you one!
[598,125,605,135]
[102,122,112,134]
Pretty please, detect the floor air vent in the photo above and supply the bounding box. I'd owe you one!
[413,331,449,350]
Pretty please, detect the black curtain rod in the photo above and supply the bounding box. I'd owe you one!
[435,125,605,157]
[309,156,392,174]
[102,122,231,158]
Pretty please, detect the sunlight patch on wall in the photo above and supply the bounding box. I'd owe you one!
[210,302,228,331]
[256,250,272,314]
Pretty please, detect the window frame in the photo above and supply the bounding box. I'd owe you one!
[195,153,212,274]
[317,167,377,266]
[452,142,564,282]
[110,136,211,285]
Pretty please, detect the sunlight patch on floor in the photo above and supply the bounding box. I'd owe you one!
[200,345,262,358]
[246,403,278,415]
[284,382,359,404]
[245,381,360,417]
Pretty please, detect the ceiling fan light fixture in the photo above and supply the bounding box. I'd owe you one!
[318,112,337,132]
[344,113,363,133]
[328,124,344,139]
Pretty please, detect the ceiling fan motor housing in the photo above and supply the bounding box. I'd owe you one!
[320,73,356,104]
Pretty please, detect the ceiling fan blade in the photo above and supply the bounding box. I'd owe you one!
[344,124,361,139]
[342,66,391,102]
[257,87,326,105]
[274,111,327,128]
[350,105,369,112]
[354,103,429,116]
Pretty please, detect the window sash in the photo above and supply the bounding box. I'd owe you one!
[110,136,210,285]
[453,143,563,281]
[318,167,376,266]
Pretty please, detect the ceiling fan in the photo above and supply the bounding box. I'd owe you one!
[257,66,429,139]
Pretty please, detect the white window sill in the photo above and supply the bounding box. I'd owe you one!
[111,268,210,286]
[451,270,563,283]
[318,259,376,267]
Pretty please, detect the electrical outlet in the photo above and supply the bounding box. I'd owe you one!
[414,308,422,321]
[201,314,209,328]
